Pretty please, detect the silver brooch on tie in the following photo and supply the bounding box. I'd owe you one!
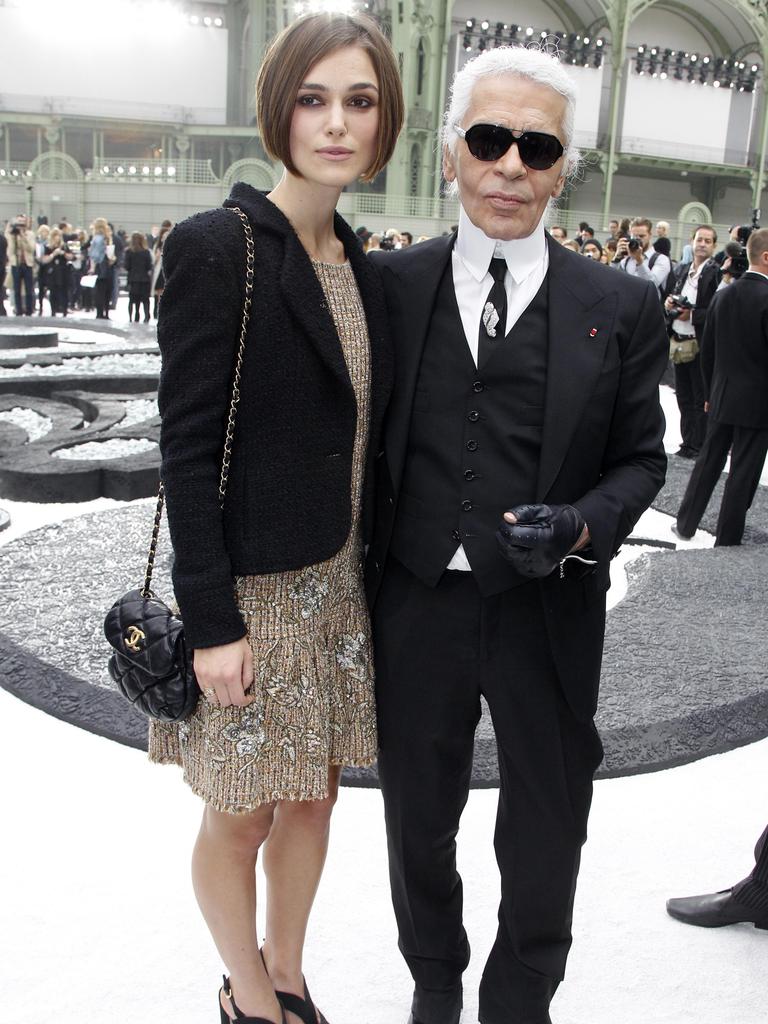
[482,301,499,337]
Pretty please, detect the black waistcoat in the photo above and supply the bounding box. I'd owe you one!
[389,261,549,595]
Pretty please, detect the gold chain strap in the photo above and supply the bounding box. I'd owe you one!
[141,206,255,597]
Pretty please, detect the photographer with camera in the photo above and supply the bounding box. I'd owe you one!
[665,224,718,458]
[3,213,36,316]
[612,216,672,298]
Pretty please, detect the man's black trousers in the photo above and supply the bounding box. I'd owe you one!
[677,418,768,545]
[373,558,604,1024]
[673,354,706,453]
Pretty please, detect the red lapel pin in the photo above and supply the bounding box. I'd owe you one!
[589,328,598,337]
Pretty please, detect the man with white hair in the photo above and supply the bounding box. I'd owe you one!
[367,45,668,1024]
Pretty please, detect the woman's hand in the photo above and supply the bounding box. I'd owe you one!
[194,635,255,708]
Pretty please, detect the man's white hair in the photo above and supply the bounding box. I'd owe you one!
[442,46,579,185]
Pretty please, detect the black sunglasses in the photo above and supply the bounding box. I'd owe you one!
[454,123,564,170]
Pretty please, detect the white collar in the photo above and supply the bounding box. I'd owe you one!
[745,269,768,281]
[455,206,546,285]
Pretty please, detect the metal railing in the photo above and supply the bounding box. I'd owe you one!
[339,192,460,221]
[620,136,752,168]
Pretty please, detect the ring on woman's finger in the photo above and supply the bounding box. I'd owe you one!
[203,687,217,701]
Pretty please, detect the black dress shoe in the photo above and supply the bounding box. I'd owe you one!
[671,524,694,541]
[675,446,697,459]
[666,889,768,929]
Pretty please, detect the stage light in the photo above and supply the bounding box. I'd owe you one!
[154,166,163,176]
[597,39,604,47]
[168,166,176,176]
[142,165,150,175]
[128,166,137,174]
[480,20,489,30]
[116,165,125,174]
[203,15,212,26]
[11,169,19,176]
[102,165,110,174]
[190,14,199,24]
[214,16,223,26]
[525,26,533,36]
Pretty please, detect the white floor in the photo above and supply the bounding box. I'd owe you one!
[0,689,766,1024]
[1,364,767,1023]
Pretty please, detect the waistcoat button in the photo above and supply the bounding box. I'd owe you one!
[466,439,478,451]
[468,410,480,422]
[464,469,475,481]
[461,500,473,511]
[472,381,484,393]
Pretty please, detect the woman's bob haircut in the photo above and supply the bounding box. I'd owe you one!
[257,12,404,183]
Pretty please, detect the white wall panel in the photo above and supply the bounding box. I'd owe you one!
[623,70,732,163]
[0,7,227,124]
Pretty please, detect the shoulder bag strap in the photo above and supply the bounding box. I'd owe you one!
[142,206,255,597]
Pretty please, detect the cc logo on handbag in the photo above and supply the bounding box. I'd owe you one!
[125,625,146,653]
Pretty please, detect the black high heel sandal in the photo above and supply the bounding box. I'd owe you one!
[219,976,286,1024]
[273,979,329,1024]
[259,950,329,1024]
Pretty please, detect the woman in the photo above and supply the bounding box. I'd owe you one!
[150,218,173,319]
[40,226,72,316]
[149,12,403,1024]
[35,224,50,314]
[124,231,153,322]
[89,217,115,319]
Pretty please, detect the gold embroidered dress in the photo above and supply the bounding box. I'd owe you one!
[148,258,376,811]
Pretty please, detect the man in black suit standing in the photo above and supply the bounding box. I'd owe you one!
[675,227,768,545]
[367,46,668,1024]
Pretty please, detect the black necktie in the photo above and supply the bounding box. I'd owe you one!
[478,256,507,368]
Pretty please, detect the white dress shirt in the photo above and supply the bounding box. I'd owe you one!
[673,261,704,338]
[447,206,549,571]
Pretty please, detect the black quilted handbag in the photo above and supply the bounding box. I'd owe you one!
[103,206,255,721]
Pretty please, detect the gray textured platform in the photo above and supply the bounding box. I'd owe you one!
[0,328,58,350]
[0,493,766,786]
[0,391,160,501]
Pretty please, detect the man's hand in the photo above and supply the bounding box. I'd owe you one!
[615,237,629,259]
[496,503,587,578]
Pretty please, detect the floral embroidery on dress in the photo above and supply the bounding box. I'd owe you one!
[335,631,369,682]
[288,568,331,620]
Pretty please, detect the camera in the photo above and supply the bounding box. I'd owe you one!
[10,224,20,235]
[627,236,643,252]
[665,294,693,323]
[724,240,749,278]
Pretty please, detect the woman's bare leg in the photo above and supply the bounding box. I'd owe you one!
[262,766,342,1014]
[192,802,283,1021]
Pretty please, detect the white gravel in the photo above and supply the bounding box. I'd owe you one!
[0,406,53,442]
[120,398,159,426]
[0,352,160,377]
[52,437,158,460]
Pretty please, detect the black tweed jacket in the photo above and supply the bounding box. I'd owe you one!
[157,183,392,649]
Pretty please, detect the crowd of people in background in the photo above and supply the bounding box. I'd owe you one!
[0,213,174,321]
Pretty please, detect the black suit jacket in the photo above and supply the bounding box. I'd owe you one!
[367,233,668,719]
[700,272,768,428]
[158,184,392,649]
[692,258,721,334]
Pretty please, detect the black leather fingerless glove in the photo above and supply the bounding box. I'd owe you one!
[495,503,586,578]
